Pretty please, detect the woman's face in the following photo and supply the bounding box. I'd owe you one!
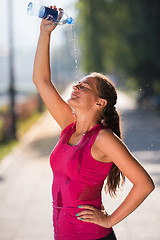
[68,76,100,112]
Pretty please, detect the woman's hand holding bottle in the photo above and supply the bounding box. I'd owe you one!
[40,18,57,33]
[40,6,62,33]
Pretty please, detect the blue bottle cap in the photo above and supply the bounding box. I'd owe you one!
[67,17,74,24]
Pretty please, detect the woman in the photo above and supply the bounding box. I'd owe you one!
[33,6,155,240]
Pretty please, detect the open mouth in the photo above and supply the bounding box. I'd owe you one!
[71,92,79,98]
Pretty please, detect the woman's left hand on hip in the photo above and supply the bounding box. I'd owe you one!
[76,205,112,228]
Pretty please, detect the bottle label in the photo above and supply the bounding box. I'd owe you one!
[39,6,58,22]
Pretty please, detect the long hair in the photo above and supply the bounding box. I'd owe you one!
[91,72,125,197]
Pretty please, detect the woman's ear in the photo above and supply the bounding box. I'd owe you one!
[96,99,107,109]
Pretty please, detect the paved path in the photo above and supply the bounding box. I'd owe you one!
[0,85,160,240]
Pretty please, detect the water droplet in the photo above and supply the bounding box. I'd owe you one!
[72,24,79,82]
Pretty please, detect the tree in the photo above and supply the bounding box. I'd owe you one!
[77,0,160,96]
[76,0,108,73]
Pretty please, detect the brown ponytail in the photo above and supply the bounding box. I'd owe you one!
[90,72,125,197]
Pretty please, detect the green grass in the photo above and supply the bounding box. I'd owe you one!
[0,140,18,161]
[0,110,44,161]
[17,111,43,138]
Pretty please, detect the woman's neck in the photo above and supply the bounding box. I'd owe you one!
[74,113,100,135]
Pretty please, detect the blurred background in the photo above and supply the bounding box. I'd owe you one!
[0,0,160,239]
[0,0,160,156]
[0,0,79,155]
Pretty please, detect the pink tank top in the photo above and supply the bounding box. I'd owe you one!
[50,122,113,240]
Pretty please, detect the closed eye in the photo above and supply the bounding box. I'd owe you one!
[80,85,88,90]
[73,81,91,90]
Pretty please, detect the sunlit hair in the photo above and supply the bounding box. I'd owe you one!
[90,72,125,197]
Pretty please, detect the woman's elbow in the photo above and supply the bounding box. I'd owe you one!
[136,176,155,198]
[145,178,155,196]
[149,180,155,193]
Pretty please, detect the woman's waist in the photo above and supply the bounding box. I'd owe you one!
[53,207,113,240]
[52,198,102,210]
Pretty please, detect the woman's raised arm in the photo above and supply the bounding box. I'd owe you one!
[33,17,74,129]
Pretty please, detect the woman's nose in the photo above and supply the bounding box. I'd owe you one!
[73,84,79,90]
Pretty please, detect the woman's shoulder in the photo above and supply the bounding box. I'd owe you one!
[91,127,117,163]
[98,126,114,139]
[92,127,127,163]
[94,127,123,152]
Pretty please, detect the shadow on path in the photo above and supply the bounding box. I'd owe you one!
[121,107,160,152]
[120,106,160,186]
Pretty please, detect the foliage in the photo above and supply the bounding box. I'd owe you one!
[0,110,43,161]
[0,96,45,161]
[76,0,160,95]
[76,0,108,72]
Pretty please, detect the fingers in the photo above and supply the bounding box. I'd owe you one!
[76,205,111,228]
[76,205,103,224]
[49,5,63,22]
[78,217,94,223]
[50,5,63,12]
[76,206,97,223]
[76,205,96,219]
[59,8,64,12]
[77,211,94,223]
[50,5,57,10]
[78,205,96,210]
[48,6,57,26]
[77,210,93,217]
[77,214,93,219]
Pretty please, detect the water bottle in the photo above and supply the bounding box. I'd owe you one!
[26,2,74,25]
